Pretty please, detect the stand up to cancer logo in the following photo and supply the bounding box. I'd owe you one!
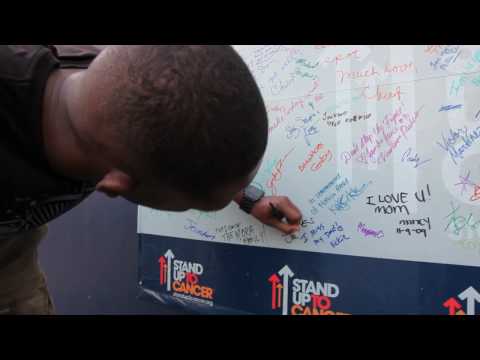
[268,265,349,315]
[443,286,480,315]
[158,249,215,306]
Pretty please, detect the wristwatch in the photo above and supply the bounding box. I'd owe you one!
[239,185,265,214]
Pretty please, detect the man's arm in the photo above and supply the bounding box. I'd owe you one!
[234,188,302,235]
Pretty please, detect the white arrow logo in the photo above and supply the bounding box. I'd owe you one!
[164,249,175,292]
[278,265,294,315]
[458,286,480,315]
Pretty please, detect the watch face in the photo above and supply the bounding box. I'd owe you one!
[245,186,265,201]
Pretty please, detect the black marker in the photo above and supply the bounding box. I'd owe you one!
[270,203,286,222]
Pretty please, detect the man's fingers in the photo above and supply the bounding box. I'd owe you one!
[275,197,303,225]
[270,218,300,235]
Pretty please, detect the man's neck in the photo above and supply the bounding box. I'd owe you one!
[41,69,102,183]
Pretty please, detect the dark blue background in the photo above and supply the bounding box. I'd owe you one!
[139,233,480,315]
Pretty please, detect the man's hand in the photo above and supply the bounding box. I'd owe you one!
[250,196,302,235]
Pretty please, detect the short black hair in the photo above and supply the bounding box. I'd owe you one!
[104,45,268,200]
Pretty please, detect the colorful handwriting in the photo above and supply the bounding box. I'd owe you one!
[323,49,361,65]
[401,147,432,168]
[384,61,415,75]
[436,125,480,166]
[360,85,404,103]
[286,123,320,147]
[310,222,345,246]
[342,106,424,166]
[470,184,480,202]
[309,173,341,206]
[296,58,319,70]
[448,50,480,96]
[429,45,461,71]
[357,222,384,239]
[298,143,333,172]
[283,219,349,248]
[331,181,371,214]
[309,175,371,216]
[336,62,414,84]
[306,80,322,97]
[330,234,350,248]
[454,170,475,195]
[444,202,480,236]
[185,219,216,241]
[267,99,308,135]
[424,45,445,55]
[295,68,317,79]
[450,73,480,97]
[439,104,463,112]
[452,172,480,202]
[267,148,295,195]
[337,65,379,84]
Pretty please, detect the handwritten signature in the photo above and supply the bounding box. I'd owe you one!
[330,181,372,214]
[357,222,384,239]
[401,147,432,168]
[436,126,480,165]
[184,219,216,241]
[444,202,480,236]
[267,148,295,195]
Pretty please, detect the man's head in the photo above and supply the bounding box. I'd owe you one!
[70,45,268,211]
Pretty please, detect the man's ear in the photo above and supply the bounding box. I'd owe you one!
[96,169,136,198]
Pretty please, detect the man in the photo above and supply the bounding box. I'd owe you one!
[0,45,302,315]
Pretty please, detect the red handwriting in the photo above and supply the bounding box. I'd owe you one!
[360,85,404,102]
[337,65,379,84]
[298,144,333,172]
[384,61,415,75]
[425,45,445,55]
[470,184,480,201]
[267,99,305,117]
[307,80,323,97]
[324,49,361,65]
[342,106,424,166]
[311,150,333,171]
[337,62,415,84]
[267,148,295,195]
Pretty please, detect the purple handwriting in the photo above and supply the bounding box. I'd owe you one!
[357,222,384,239]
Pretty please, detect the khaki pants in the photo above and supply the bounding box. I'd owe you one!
[0,226,55,315]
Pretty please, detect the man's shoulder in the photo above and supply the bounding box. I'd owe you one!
[0,45,55,81]
[53,45,105,56]
[47,45,103,69]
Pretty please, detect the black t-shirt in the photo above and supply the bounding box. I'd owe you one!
[0,45,102,237]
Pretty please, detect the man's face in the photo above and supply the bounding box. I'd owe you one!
[124,161,262,212]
